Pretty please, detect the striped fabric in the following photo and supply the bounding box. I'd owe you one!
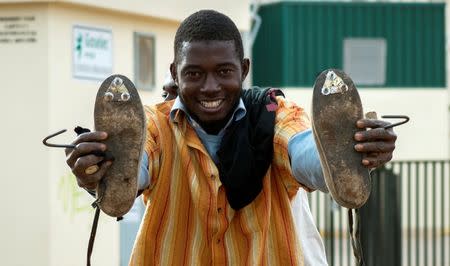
[130,97,311,265]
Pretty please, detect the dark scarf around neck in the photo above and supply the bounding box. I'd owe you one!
[216,87,284,210]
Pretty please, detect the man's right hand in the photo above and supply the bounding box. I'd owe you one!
[65,131,112,190]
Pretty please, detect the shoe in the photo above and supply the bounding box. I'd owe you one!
[312,69,370,209]
[94,74,146,217]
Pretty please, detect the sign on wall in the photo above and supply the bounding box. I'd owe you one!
[0,16,37,44]
[73,25,112,80]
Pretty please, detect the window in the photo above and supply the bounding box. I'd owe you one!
[343,38,386,86]
[134,32,155,90]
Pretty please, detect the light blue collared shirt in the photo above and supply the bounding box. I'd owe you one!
[138,97,327,192]
[170,97,246,163]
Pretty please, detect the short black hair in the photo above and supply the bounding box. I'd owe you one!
[173,10,244,64]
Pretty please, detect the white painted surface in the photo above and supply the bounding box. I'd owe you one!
[0,4,50,266]
[0,0,251,30]
[283,88,449,160]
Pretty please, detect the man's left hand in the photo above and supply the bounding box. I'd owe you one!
[353,119,397,169]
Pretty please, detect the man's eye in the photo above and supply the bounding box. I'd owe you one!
[161,91,168,99]
[185,71,201,78]
[219,69,233,76]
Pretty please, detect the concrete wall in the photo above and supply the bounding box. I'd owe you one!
[0,3,50,265]
[0,0,251,30]
[62,0,251,31]
[0,1,250,265]
[46,3,181,266]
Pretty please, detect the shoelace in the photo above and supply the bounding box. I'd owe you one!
[87,204,101,266]
[349,208,365,266]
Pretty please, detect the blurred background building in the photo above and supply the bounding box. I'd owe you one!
[0,1,250,265]
[1,0,448,265]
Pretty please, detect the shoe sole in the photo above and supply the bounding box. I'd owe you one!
[312,69,370,209]
[94,74,145,217]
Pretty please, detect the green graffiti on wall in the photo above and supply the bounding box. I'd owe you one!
[58,172,93,219]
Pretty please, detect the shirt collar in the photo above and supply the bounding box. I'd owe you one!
[169,96,246,134]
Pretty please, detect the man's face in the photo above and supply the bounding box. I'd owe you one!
[171,40,249,128]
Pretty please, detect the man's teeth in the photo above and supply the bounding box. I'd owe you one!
[200,100,222,108]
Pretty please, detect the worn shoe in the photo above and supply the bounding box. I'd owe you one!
[94,74,146,217]
[312,69,370,209]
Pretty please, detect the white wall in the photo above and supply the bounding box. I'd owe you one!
[0,0,251,30]
[0,3,50,266]
[45,3,181,265]
[0,1,253,265]
[62,0,251,31]
[282,88,449,160]
[0,1,208,265]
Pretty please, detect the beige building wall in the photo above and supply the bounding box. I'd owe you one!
[0,0,251,31]
[0,3,50,266]
[1,1,250,265]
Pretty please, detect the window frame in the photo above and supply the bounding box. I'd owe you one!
[343,38,387,86]
[133,31,156,91]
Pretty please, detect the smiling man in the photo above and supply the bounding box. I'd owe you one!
[66,10,397,265]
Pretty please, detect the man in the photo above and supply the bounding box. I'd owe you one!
[66,10,396,265]
[160,70,328,265]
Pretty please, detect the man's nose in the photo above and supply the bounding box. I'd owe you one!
[201,73,220,93]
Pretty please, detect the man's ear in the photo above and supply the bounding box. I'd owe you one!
[241,58,250,82]
[170,63,178,85]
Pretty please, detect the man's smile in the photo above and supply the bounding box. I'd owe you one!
[199,99,224,109]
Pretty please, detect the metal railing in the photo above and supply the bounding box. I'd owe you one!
[308,160,450,266]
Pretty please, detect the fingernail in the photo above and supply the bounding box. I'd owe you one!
[354,144,363,151]
[100,144,107,151]
[356,121,364,128]
[354,134,363,141]
[100,132,108,139]
[105,161,112,166]
[362,159,370,165]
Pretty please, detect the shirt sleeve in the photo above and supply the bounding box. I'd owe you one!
[141,105,162,197]
[138,151,151,190]
[288,129,328,193]
[272,97,311,196]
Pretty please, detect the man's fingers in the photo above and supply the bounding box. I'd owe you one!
[66,142,107,167]
[354,127,397,142]
[361,152,392,168]
[63,131,111,191]
[356,119,390,129]
[74,160,112,189]
[81,161,112,190]
[65,131,108,156]
[82,182,98,191]
[72,154,104,176]
[85,165,100,175]
[75,131,108,144]
[354,141,395,153]
[354,119,398,169]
